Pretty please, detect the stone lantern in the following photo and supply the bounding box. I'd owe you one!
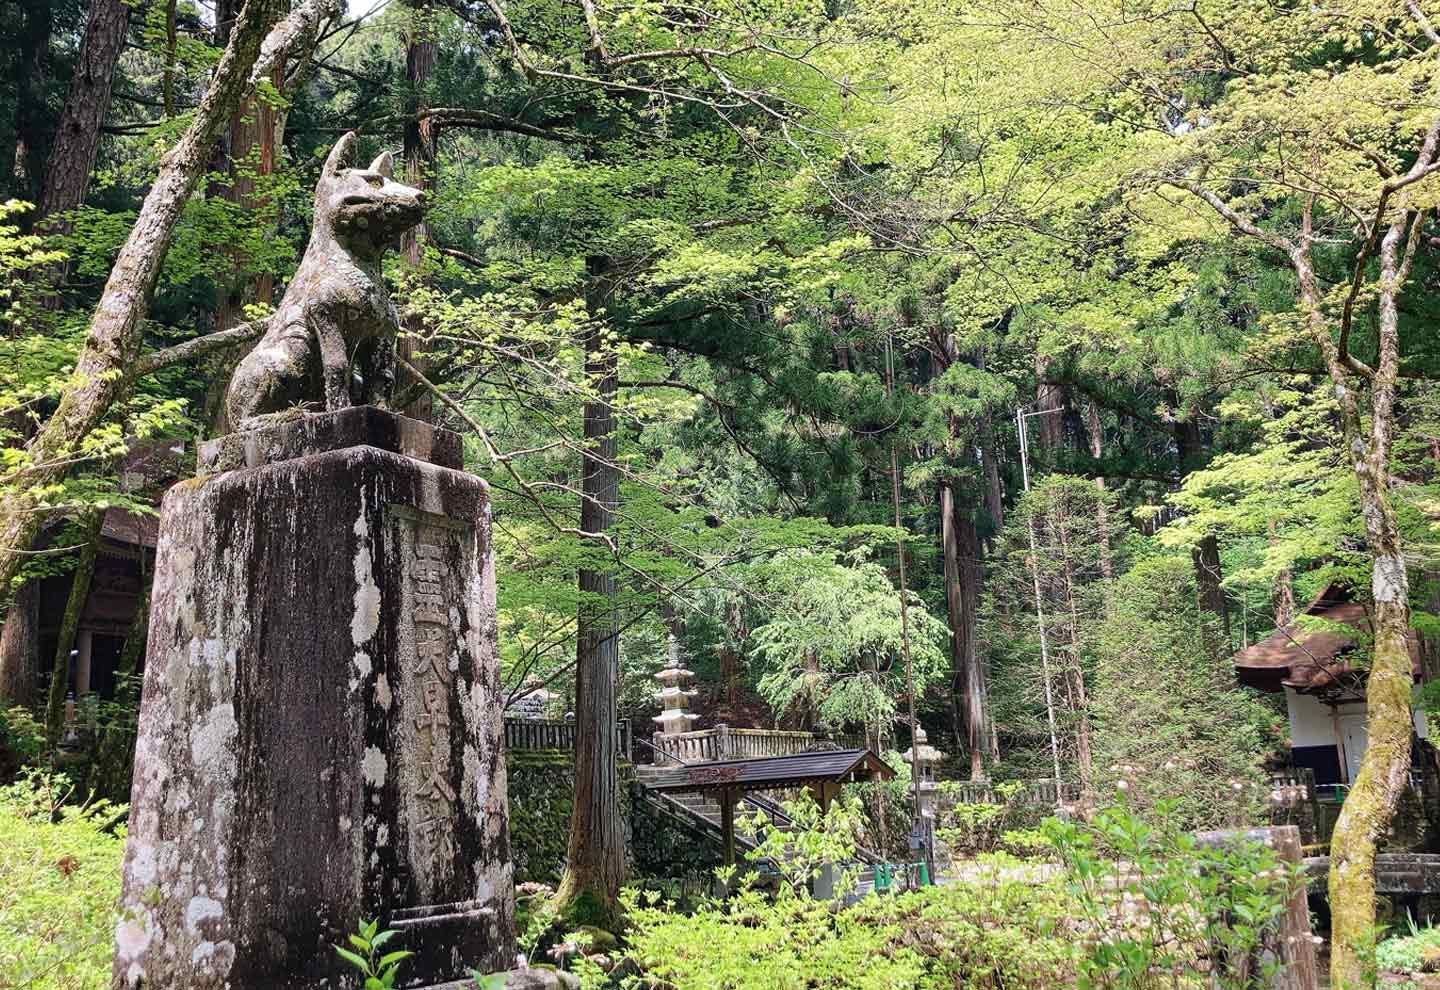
[903,727,944,819]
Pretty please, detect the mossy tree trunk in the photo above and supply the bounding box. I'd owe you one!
[94,576,150,800]
[0,581,40,705]
[1308,208,1416,990]
[44,511,103,742]
[555,255,625,926]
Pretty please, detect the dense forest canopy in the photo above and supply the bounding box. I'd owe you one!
[3,0,1440,983]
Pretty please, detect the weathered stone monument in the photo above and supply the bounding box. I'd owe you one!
[113,134,514,989]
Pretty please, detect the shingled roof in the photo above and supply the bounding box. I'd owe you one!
[641,748,895,794]
[1232,584,1420,693]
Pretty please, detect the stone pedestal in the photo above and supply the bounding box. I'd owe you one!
[113,408,514,989]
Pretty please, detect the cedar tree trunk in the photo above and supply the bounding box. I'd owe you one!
[555,256,625,924]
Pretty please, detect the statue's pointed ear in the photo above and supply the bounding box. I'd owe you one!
[369,151,394,178]
[322,132,357,178]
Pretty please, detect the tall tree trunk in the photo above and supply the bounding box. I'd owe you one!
[1269,517,1296,629]
[399,0,437,421]
[0,0,335,599]
[1176,99,1433,985]
[1033,354,1066,451]
[1083,401,1114,583]
[10,0,53,202]
[0,581,40,705]
[162,0,178,117]
[1310,211,1416,990]
[212,0,288,335]
[555,256,624,924]
[38,0,131,227]
[942,482,992,779]
[979,412,1005,540]
[44,511,103,742]
[1192,533,1230,646]
[94,575,150,800]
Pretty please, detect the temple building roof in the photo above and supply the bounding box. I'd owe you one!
[1232,584,1420,694]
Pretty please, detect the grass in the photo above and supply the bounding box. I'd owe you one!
[0,772,125,990]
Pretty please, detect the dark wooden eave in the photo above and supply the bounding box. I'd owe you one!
[641,748,895,794]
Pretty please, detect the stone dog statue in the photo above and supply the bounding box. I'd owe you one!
[223,131,427,431]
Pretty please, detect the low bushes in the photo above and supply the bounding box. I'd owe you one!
[0,771,126,989]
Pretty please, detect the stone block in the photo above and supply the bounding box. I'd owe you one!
[197,405,464,474]
[114,409,513,989]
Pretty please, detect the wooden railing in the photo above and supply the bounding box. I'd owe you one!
[944,778,1081,807]
[504,717,632,756]
[648,724,863,765]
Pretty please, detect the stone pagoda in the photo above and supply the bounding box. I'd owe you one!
[651,637,698,764]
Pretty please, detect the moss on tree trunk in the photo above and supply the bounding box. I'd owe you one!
[44,511,102,743]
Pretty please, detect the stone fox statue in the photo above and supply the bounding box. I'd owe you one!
[223,132,427,431]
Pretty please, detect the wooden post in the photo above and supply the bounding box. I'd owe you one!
[1194,825,1318,990]
[720,787,737,867]
[716,723,731,761]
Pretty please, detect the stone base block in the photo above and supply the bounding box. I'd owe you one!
[113,408,513,989]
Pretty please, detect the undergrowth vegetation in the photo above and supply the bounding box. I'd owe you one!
[0,772,125,989]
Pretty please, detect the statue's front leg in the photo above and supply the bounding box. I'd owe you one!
[315,317,352,412]
[360,337,396,409]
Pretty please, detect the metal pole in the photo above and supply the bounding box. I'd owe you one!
[1017,407,1064,796]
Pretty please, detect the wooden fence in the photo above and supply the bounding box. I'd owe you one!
[504,717,870,764]
[504,717,632,756]
[647,724,866,765]
[944,778,1081,807]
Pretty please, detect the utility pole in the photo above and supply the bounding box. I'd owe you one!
[1016,407,1064,797]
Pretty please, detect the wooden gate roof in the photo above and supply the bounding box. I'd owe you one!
[641,748,895,794]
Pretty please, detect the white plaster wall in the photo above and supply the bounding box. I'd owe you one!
[1285,688,1345,748]
[1282,686,1428,747]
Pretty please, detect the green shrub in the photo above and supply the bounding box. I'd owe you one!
[623,862,1079,989]
[1044,799,1297,990]
[0,771,126,989]
[1376,919,1440,975]
[623,886,932,989]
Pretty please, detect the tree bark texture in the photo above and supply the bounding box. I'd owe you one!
[0,0,336,599]
[1033,354,1066,451]
[44,511,103,742]
[1083,401,1114,583]
[1192,533,1230,646]
[0,580,40,705]
[556,257,625,923]
[942,482,993,779]
[1307,217,1416,989]
[38,0,132,225]
[10,0,53,202]
[979,413,1004,539]
[400,0,437,421]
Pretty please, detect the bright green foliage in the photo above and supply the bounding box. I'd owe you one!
[1376,917,1440,977]
[1044,800,1297,990]
[333,918,414,990]
[0,771,125,990]
[739,791,865,897]
[622,884,932,989]
[747,552,950,733]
